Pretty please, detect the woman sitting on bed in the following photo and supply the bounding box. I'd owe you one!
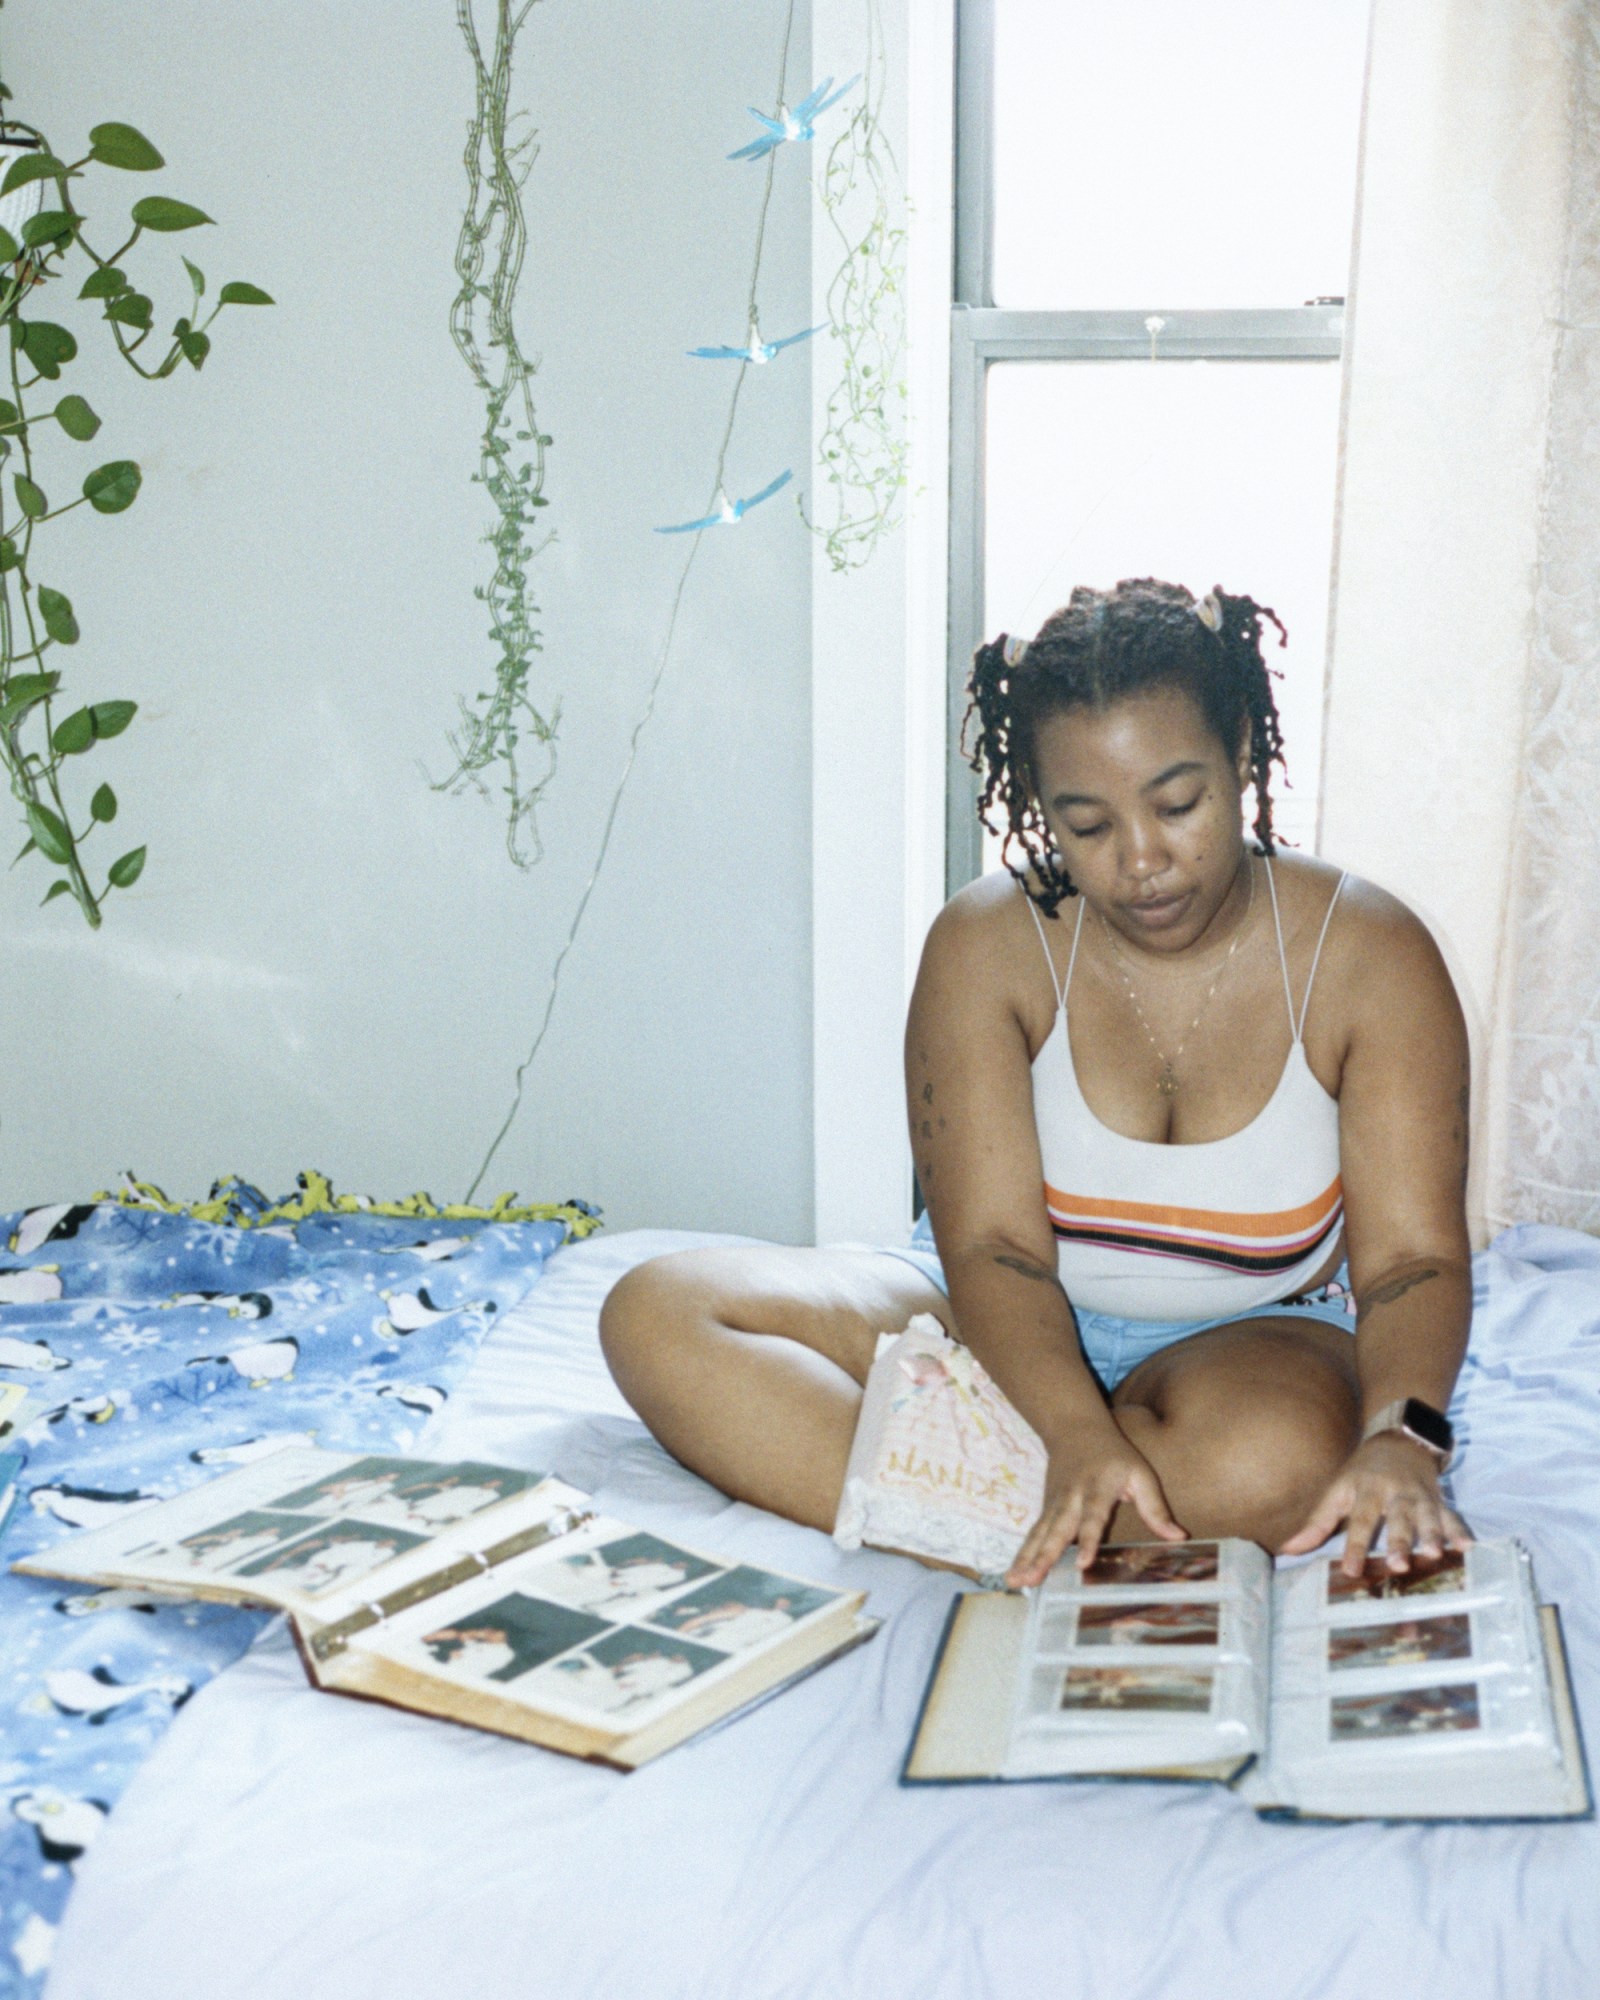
[601,577,1472,1588]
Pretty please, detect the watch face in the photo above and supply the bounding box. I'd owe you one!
[1401,1398,1454,1454]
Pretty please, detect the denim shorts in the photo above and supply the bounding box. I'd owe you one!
[880,1213,1357,1393]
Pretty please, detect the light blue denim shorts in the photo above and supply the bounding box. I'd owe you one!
[881,1212,1357,1393]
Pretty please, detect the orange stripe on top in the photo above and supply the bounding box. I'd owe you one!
[1042,1176,1343,1242]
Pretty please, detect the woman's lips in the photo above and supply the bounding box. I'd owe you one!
[1123,891,1191,930]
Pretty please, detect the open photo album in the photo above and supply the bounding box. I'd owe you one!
[904,1537,1591,1822]
[14,1446,877,1769]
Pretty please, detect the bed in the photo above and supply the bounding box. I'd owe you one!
[26,1221,1600,2000]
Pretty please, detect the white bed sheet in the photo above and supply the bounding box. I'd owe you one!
[44,1224,1600,2000]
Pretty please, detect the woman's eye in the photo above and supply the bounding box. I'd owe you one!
[1160,796,1202,819]
[1066,822,1108,840]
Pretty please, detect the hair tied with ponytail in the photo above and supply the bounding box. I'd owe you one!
[964,576,1290,917]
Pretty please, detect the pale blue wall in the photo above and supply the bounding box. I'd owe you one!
[1,0,815,1239]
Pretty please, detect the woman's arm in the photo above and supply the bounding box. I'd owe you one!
[1281,887,1474,1575]
[906,887,1185,1582]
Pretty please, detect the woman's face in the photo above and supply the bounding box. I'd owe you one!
[1030,685,1252,956]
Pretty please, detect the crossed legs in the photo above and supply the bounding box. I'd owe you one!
[598,1246,1361,1557]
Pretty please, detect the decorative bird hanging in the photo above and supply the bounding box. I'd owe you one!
[684,318,820,366]
[655,469,794,535]
[727,74,860,161]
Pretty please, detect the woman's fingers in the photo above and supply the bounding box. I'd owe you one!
[1341,1495,1387,1575]
[1383,1498,1419,1570]
[1126,1464,1187,1544]
[1072,1485,1122,1572]
[1280,1479,1351,1556]
[1442,1505,1474,1549]
[1007,1493,1082,1588]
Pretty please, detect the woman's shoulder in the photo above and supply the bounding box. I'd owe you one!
[1270,848,1436,947]
[1271,849,1459,1021]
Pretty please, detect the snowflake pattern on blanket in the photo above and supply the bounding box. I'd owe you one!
[0,1193,583,2000]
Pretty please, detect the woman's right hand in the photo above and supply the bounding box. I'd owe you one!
[1005,1421,1187,1590]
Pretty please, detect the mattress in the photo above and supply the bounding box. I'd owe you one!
[43,1224,1600,2000]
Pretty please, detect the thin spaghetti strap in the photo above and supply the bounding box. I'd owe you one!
[1263,857,1297,1037]
[1021,888,1066,1012]
[1297,872,1348,1040]
[1063,896,1086,1001]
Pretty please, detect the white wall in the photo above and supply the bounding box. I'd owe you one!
[2,0,817,1240]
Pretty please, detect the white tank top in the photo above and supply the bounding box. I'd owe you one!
[1024,860,1345,1322]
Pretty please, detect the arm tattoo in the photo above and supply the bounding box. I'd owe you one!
[994,1252,1064,1292]
[1358,1267,1440,1313]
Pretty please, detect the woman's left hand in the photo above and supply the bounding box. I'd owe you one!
[1279,1434,1472,1577]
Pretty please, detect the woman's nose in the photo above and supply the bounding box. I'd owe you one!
[1119,818,1170,879]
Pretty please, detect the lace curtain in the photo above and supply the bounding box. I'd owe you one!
[1322,0,1599,1240]
[1487,11,1600,1234]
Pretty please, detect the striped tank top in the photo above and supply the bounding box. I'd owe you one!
[1023,860,1346,1322]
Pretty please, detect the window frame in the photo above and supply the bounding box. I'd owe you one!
[946,0,1346,896]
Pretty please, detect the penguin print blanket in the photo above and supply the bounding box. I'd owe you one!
[0,1188,590,2000]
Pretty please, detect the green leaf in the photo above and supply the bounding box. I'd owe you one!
[41,879,72,904]
[217,280,273,306]
[107,844,145,888]
[89,698,136,738]
[21,209,74,249]
[0,227,18,263]
[51,706,93,753]
[13,474,46,518]
[78,265,128,300]
[129,195,212,233]
[83,461,140,514]
[0,538,19,572]
[12,836,34,864]
[88,122,165,172]
[90,782,117,823]
[38,587,79,645]
[0,153,67,196]
[177,325,210,370]
[0,672,59,726]
[19,320,77,379]
[181,256,205,296]
[105,292,153,330]
[0,399,18,429]
[25,801,72,865]
[55,394,100,441]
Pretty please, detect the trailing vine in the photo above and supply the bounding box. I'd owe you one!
[466,0,824,1200]
[0,16,272,927]
[805,0,907,572]
[434,0,557,870]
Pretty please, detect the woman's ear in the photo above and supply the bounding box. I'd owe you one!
[1234,729,1253,792]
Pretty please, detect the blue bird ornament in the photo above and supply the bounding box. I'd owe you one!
[727,74,861,161]
[688,317,825,365]
[655,469,794,535]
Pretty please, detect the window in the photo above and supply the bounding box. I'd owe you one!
[947,0,1370,890]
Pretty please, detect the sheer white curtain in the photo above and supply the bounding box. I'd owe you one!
[1488,10,1600,1233]
[1318,0,1598,1241]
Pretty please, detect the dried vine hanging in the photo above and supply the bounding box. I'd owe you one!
[434,0,558,868]
[805,0,907,572]
[465,0,817,1201]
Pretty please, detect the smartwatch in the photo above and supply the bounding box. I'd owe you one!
[1361,1397,1455,1469]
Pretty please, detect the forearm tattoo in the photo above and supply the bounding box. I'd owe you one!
[994,1252,1065,1292]
[1358,1267,1440,1313]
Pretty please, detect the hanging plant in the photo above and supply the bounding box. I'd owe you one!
[0,89,271,926]
[805,0,908,573]
[433,0,558,871]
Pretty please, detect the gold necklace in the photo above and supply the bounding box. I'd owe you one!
[1099,859,1257,1099]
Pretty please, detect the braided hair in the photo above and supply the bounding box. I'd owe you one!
[965,577,1288,917]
